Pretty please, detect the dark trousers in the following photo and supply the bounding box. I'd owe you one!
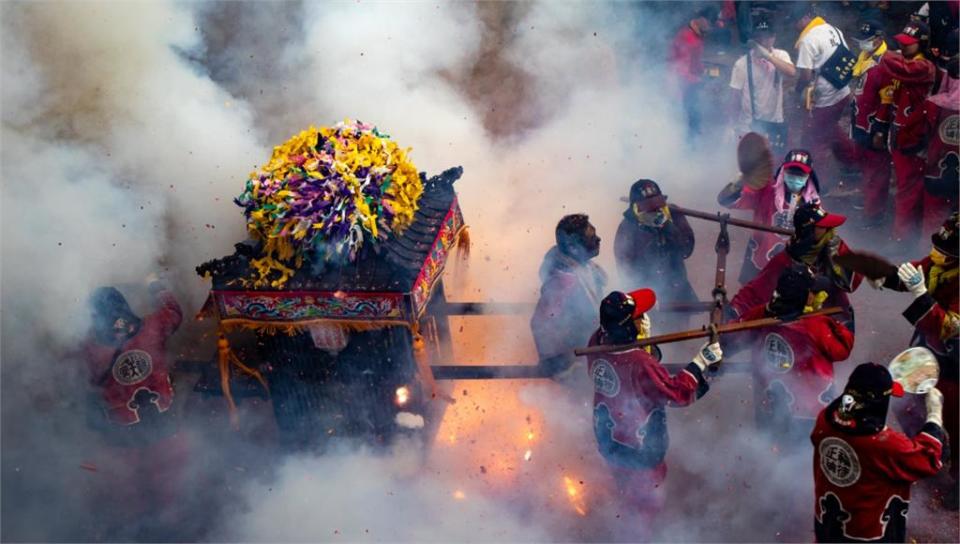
[858,145,892,220]
[801,96,856,190]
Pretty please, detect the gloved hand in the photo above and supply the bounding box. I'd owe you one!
[638,314,652,338]
[897,262,927,298]
[925,387,944,427]
[692,341,723,371]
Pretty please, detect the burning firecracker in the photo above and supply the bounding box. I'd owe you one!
[234,120,423,287]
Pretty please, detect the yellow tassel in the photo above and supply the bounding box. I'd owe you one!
[411,323,440,401]
[217,332,270,430]
[456,226,470,261]
[217,334,240,429]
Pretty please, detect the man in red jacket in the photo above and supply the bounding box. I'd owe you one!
[730,202,863,331]
[849,19,894,226]
[875,21,938,245]
[921,55,958,235]
[587,289,721,539]
[736,266,854,448]
[81,277,188,539]
[669,5,720,138]
[881,212,959,509]
[812,363,945,542]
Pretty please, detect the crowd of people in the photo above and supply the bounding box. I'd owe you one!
[531,196,957,542]
[524,3,958,541]
[669,1,958,253]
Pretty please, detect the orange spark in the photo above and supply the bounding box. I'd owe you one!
[563,476,588,516]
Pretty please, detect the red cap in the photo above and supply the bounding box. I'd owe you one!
[627,288,657,317]
[782,149,813,174]
[894,21,929,46]
[815,211,847,228]
[783,161,812,174]
[891,381,905,398]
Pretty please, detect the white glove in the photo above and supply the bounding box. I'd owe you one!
[925,387,944,427]
[867,277,885,290]
[692,341,723,371]
[897,263,927,298]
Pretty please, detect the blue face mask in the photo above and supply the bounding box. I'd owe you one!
[783,173,809,193]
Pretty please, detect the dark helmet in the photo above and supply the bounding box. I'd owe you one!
[829,362,904,435]
[767,266,815,319]
[599,289,656,344]
[89,287,141,344]
[793,201,846,234]
[931,211,959,259]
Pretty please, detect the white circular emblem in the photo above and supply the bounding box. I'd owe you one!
[591,359,620,398]
[763,333,795,373]
[112,350,154,385]
[819,437,861,487]
[940,114,959,146]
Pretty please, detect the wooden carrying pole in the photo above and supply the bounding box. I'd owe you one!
[668,204,793,236]
[439,300,714,315]
[574,306,843,356]
[429,361,753,380]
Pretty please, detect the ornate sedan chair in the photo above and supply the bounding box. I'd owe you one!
[196,167,466,450]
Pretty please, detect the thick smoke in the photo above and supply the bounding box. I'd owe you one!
[2,0,954,542]
[1,1,263,540]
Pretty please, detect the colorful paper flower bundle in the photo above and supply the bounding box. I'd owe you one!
[235,120,423,287]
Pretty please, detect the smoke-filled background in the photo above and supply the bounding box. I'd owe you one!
[2,1,955,542]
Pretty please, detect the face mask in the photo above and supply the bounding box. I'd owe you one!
[635,205,671,228]
[858,38,877,53]
[783,173,809,193]
[930,247,948,266]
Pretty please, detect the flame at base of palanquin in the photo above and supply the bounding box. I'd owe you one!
[432,380,545,484]
[429,379,599,520]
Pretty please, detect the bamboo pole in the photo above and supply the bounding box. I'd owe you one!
[669,204,793,236]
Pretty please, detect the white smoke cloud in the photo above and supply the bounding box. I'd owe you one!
[219,442,550,542]
[3,0,954,542]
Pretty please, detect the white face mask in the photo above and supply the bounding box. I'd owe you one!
[858,38,878,53]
